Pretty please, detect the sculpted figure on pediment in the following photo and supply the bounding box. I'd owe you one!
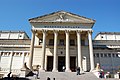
[56,13,67,21]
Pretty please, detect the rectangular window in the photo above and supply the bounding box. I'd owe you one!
[94,54,95,57]
[96,53,99,57]
[49,39,54,46]
[112,54,115,57]
[70,39,75,46]
[81,40,85,46]
[101,53,103,57]
[108,53,111,57]
[59,39,64,46]
[104,54,107,57]
[116,54,118,57]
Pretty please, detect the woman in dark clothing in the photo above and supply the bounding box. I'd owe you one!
[76,67,80,75]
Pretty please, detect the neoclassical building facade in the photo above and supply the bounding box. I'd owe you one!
[0,11,120,77]
[28,11,96,72]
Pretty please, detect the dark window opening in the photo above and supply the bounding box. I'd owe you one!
[96,53,99,57]
[104,54,107,57]
[70,39,75,46]
[49,39,54,46]
[112,54,115,57]
[116,54,118,57]
[59,39,64,46]
[81,40,85,46]
[108,53,111,57]
[101,54,103,57]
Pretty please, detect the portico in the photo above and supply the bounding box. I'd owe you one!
[28,11,96,72]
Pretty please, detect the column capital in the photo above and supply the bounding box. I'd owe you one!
[88,30,93,34]
[65,30,70,33]
[31,29,37,33]
[53,30,59,34]
[42,29,47,33]
[76,30,83,33]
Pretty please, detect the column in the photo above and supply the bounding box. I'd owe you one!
[88,31,95,71]
[28,29,36,70]
[40,30,47,71]
[9,51,13,72]
[77,31,82,69]
[0,52,1,62]
[65,30,71,72]
[52,30,58,72]
[0,52,1,68]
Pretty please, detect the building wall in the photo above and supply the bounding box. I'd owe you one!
[95,32,120,40]
[94,32,120,72]
[0,52,29,72]
[0,31,30,74]
[32,31,91,71]
[0,31,29,39]
[94,49,120,72]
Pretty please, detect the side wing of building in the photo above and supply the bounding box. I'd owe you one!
[0,31,30,74]
[93,32,120,72]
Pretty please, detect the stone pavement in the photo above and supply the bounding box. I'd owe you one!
[28,72,119,80]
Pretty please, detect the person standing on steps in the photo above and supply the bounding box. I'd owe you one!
[76,67,81,75]
[62,66,65,72]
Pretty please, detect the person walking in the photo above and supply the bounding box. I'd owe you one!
[7,72,12,80]
[76,67,80,75]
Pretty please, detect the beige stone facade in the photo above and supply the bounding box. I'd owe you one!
[0,31,30,75]
[29,11,95,72]
[0,11,120,77]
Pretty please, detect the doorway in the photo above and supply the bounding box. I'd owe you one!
[70,56,76,72]
[58,56,65,72]
[47,56,76,72]
[47,56,53,71]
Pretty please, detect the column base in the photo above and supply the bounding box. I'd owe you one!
[90,69,94,72]
[65,69,71,72]
[52,69,58,72]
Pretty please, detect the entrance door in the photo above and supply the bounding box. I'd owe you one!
[70,56,76,72]
[58,56,65,72]
[47,56,53,71]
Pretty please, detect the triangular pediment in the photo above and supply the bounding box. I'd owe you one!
[29,11,95,23]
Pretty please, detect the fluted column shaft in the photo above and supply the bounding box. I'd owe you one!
[29,30,36,70]
[77,31,82,69]
[65,30,71,72]
[52,30,58,72]
[88,31,95,71]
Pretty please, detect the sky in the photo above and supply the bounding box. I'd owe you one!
[0,0,120,39]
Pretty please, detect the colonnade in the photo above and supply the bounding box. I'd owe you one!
[29,29,95,72]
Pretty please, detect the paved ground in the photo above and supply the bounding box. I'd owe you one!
[28,72,119,80]
[1,72,118,80]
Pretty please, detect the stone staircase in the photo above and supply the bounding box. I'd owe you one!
[28,72,119,80]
